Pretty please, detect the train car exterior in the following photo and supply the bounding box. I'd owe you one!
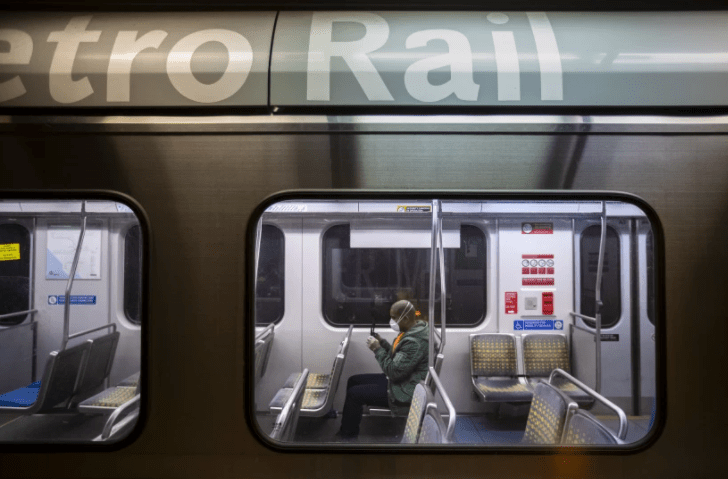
[1,6,727,479]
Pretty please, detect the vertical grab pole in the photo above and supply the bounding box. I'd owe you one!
[254,218,263,326]
[595,201,607,393]
[428,199,438,369]
[61,202,87,351]
[437,201,446,352]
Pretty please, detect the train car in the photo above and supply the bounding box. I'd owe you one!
[1,3,727,478]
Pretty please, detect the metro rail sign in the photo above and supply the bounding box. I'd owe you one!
[0,12,274,106]
[2,11,728,107]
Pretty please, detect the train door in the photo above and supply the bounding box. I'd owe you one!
[0,217,35,395]
[574,218,634,413]
[254,219,302,412]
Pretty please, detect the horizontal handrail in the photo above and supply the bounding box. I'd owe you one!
[570,311,597,322]
[549,368,628,440]
[101,394,140,440]
[255,323,275,341]
[0,309,37,321]
[428,366,456,442]
[570,323,597,337]
[0,315,38,335]
[68,323,117,340]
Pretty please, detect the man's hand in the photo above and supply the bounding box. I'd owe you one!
[373,333,382,342]
[366,336,381,352]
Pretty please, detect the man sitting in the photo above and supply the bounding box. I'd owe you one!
[335,300,429,441]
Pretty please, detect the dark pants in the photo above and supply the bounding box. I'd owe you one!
[339,373,389,437]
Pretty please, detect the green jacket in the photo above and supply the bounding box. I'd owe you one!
[374,320,430,416]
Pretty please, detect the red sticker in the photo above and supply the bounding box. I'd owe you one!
[505,292,518,314]
[523,278,555,286]
[542,292,554,315]
[522,223,554,234]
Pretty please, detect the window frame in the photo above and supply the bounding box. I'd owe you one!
[247,190,666,453]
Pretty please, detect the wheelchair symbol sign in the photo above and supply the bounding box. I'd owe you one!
[514,320,524,330]
[555,320,563,330]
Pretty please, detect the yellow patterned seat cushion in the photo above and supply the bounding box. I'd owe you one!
[527,378,594,407]
[401,384,428,444]
[523,334,570,377]
[470,335,517,376]
[562,410,619,445]
[269,387,328,412]
[282,372,331,389]
[86,386,137,408]
[521,382,569,445]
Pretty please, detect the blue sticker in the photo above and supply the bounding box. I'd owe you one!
[554,320,564,330]
[48,295,96,305]
[515,320,555,330]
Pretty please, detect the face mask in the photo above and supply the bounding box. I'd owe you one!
[389,302,413,332]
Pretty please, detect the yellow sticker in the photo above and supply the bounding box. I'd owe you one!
[396,205,432,213]
[0,243,20,261]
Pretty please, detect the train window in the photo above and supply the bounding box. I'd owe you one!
[0,223,31,326]
[256,225,285,325]
[124,225,142,325]
[251,196,662,450]
[322,224,486,327]
[0,198,145,446]
[580,225,621,329]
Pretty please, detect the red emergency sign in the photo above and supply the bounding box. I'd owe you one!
[505,292,518,314]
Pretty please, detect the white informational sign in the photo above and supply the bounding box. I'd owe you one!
[46,227,102,280]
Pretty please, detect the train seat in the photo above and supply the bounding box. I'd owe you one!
[521,380,577,445]
[417,407,448,444]
[400,381,430,443]
[254,324,275,383]
[269,326,352,417]
[522,334,594,408]
[417,367,456,444]
[270,369,309,442]
[470,334,532,404]
[549,368,628,445]
[118,372,140,387]
[0,340,93,413]
[73,332,120,404]
[561,409,624,445]
[77,333,137,416]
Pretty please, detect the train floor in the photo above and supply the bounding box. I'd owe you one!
[256,412,653,445]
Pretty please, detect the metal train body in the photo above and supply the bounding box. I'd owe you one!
[0,6,726,479]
